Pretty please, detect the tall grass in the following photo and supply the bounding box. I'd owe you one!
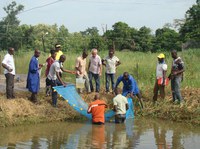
[1,49,200,90]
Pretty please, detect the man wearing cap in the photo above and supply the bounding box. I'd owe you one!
[1,47,15,99]
[153,53,168,103]
[55,44,63,60]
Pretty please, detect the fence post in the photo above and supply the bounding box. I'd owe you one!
[136,63,139,83]
[0,55,1,74]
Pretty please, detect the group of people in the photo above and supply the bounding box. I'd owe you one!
[1,45,184,124]
[153,50,184,104]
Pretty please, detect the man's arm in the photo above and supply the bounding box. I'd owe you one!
[162,70,167,86]
[2,63,12,72]
[61,67,76,74]
[56,71,66,87]
[102,59,106,66]
[115,76,122,89]
[75,58,82,74]
[116,60,121,67]
[88,60,91,72]
[125,103,129,110]
[99,64,102,76]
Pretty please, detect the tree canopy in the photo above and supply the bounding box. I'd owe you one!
[0,1,199,52]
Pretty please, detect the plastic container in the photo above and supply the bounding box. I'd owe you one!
[76,78,85,88]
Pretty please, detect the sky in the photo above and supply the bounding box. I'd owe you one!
[0,0,197,34]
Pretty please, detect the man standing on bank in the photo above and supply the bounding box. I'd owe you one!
[153,53,168,103]
[169,50,185,104]
[75,49,91,93]
[26,49,43,103]
[88,48,102,93]
[102,48,121,93]
[2,47,15,99]
[47,55,75,107]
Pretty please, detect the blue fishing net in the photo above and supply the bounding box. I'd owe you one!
[53,85,134,121]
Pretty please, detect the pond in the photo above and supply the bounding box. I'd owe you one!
[0,118,200,149]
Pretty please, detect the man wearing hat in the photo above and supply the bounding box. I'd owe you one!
[153,53,168,103]
[55,44,63,60]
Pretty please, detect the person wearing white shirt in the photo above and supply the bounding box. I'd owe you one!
[88,49,102,92]
[153,53,168,103]
[113,88,129,123]
[2,47,15,99]
[102,49,121,93]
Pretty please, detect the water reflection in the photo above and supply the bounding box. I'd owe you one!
[0,118,200,149]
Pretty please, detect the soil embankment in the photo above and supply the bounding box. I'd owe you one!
[0,74,200,127]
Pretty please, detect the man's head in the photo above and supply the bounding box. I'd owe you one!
[157,53,165,63]
[82,49,88,59]
[34,49,41,58]
[55,44,61,52]
[114,87,121,95]
[91,48,98,58]
[59,55,66,63]
[171,50,177,59]
[109,48,114,58]
[8,47,14,55]
[123,72,129,80]
[94,93,100,101]
[50,49,56,59]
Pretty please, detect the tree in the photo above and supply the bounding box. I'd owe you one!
[0,1,24,50]
[154,27,180,52]
[133,26,153,52]
[179,1,200,43]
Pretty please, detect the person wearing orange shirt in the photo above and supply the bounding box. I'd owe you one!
[87,93,107,125]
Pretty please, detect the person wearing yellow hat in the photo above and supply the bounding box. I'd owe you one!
[153,53,168,104]
[55,44,63,60]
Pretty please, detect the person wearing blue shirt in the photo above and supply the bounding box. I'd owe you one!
[26,49,43,103]
[115,72,143,108]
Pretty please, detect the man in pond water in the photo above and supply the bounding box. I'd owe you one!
[87,93,107,125]
[113,88,129,123]
[115,72,143,109]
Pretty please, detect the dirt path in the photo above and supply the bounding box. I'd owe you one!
[0,74,46,93]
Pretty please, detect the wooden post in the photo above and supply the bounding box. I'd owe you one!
[0,55,1,74]
[136,63,139,83]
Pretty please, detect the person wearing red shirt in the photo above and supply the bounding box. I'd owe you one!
[45,49,56,96]
[87,94,107,125]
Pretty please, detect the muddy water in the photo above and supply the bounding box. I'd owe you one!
[0,118,200,149]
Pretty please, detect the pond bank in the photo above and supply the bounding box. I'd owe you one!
[0,87,200,127]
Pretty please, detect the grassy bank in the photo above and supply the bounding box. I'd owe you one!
[0,49,200,126]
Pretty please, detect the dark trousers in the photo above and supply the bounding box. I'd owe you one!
[88,71,100,92]
[5,73,15,99]
[49,78,62,106]
[92,122,104,125]
[105,73,115,92]
[153,79,165,102]
[115,114,126,123]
